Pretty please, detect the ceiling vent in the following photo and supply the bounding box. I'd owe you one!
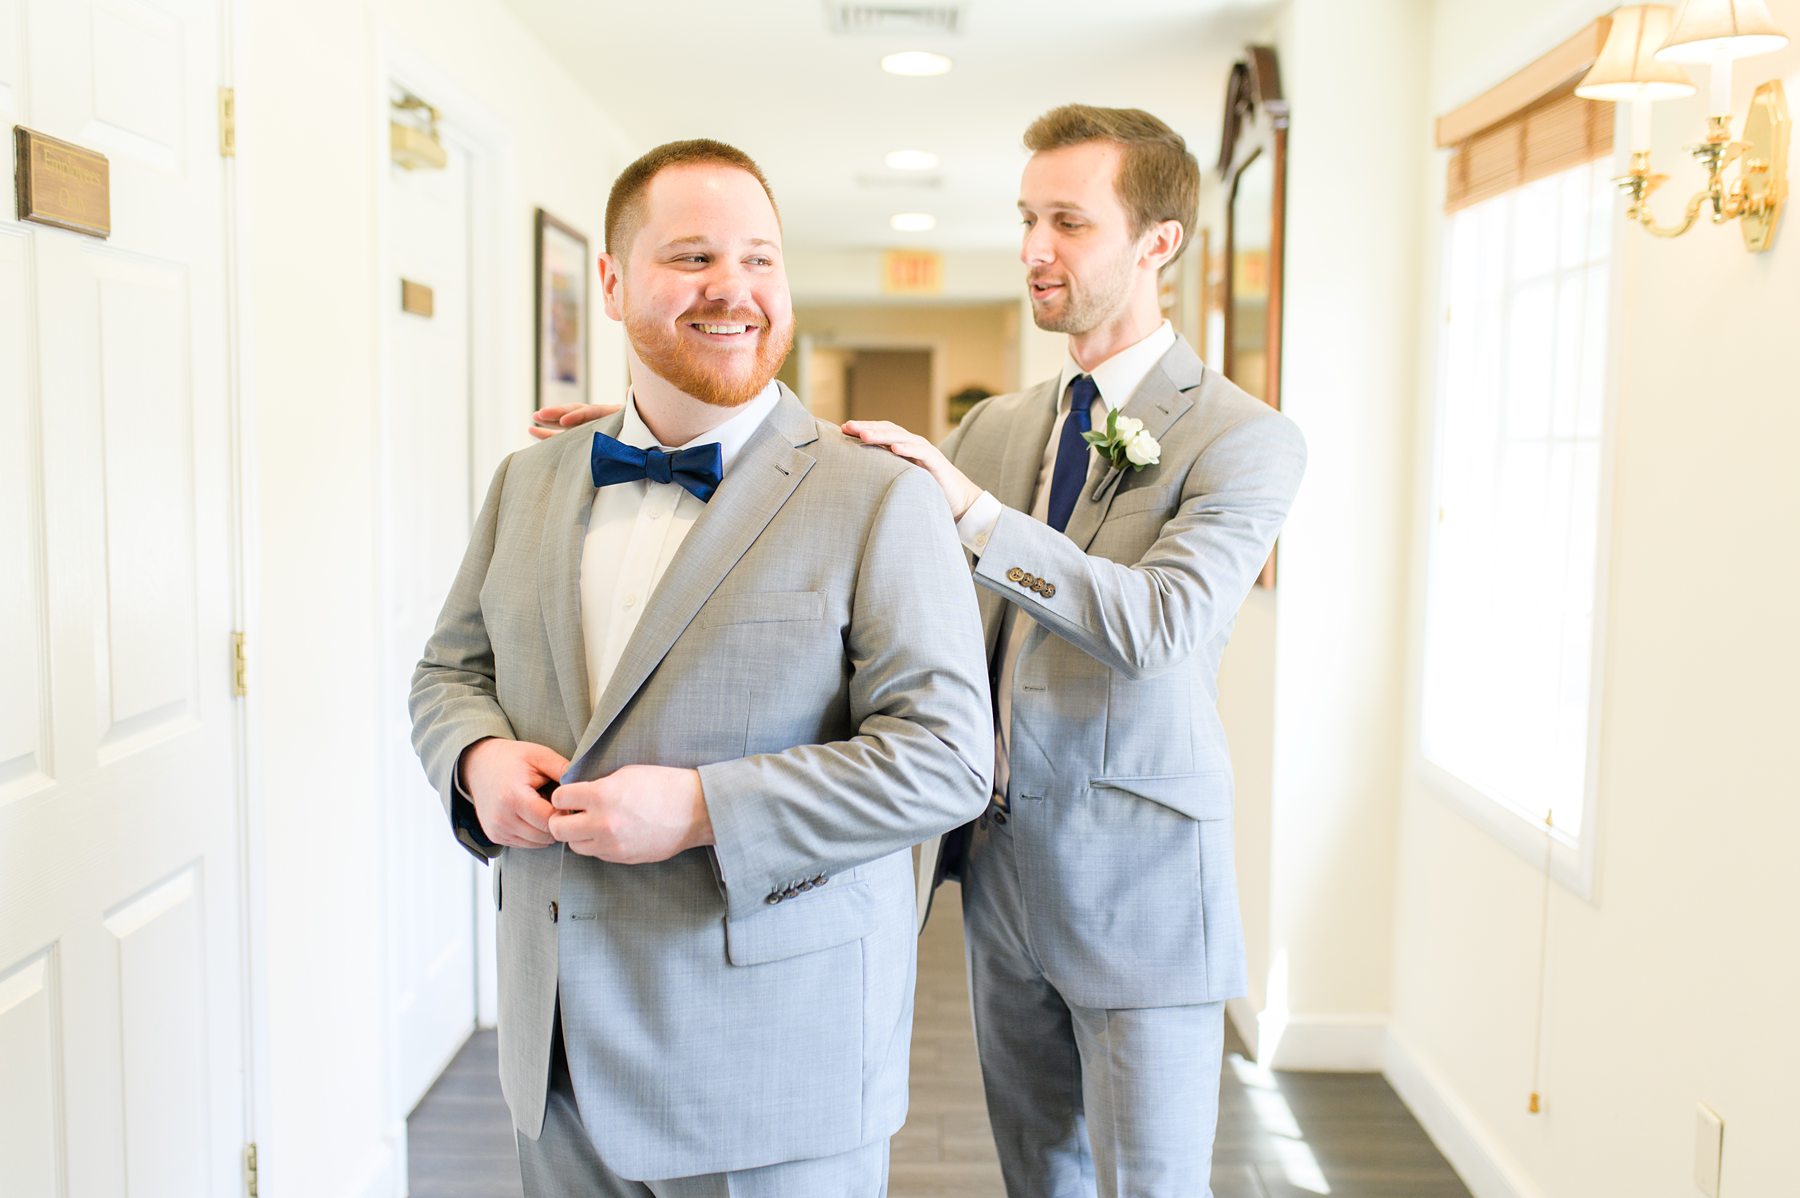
[825,3,964,36]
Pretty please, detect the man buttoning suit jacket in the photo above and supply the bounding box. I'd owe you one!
[409,140,991,1198]
[844,106,1307,1198]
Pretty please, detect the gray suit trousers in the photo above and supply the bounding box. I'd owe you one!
[519,1014,889,1198]
[964,815,1225,1198]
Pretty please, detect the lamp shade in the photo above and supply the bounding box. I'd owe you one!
[1576,6,1698,100]
[1655,0,1790,62]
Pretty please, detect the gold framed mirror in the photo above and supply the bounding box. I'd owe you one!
[1218,45,1288,586]
[1219,46,1288,412]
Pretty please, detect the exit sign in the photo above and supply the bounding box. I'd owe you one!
[882,250,942,295]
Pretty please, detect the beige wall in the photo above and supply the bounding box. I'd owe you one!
[1388,2,1800,1196]
[1216,0,1426,1069]
[239,2,633,1193]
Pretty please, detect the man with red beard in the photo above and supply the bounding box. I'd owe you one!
[409,140,992,1197]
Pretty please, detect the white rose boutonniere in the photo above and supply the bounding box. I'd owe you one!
[1083,408,1161,473]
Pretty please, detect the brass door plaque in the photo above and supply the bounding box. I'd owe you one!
[14,127,111,239]
[400,279,435,317]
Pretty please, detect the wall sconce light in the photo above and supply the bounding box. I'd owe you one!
[390,94,447,171]
[1576,2,1790,251]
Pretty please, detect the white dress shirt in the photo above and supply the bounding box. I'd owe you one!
[582,382,781,708]
[955,320,1177,803]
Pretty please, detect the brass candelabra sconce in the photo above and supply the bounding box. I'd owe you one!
[390,92,447,172]
[1577,2,1791,253]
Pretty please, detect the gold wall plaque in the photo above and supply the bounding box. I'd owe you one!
[13,127,111,239]
[400,278,435,317]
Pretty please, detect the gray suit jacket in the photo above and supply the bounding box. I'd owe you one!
[409,388,992,1179]
[923,336,1305,1009]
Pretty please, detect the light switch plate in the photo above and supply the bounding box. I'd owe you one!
[1694,1102,1724,1197]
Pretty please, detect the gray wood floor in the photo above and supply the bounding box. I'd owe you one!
[409,886,1470,1197]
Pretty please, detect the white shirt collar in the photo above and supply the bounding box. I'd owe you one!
[1056,320,1178,413]
[617,380,781,473]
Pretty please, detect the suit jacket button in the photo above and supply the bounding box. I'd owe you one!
[548,901,559,923]
[1007,566,1025,583]
[813,874,828,886]
[766,891,782,905]
[798,880,814,892]
[1043,583,1056,598]
[784,886,800,899]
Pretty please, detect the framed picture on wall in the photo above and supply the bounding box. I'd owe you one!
[534,208,590,409]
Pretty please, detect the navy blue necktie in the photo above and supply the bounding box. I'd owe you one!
[590,431,724,503]
[1045,375,1097,533]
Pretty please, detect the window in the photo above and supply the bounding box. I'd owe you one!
[1420,151,1615,883]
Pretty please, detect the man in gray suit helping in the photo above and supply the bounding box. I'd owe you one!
[843,106,1307,1197]
[409,139,992,1196]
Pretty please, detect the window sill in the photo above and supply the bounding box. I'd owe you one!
[1416,757,1598,903]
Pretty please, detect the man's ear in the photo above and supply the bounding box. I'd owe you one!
[1139,220,1184,274]
[598,252,625,322]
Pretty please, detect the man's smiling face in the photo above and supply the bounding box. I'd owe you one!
[606,163,795,409]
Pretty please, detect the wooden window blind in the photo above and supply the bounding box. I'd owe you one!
[1437,17,1615,213]
[1445,87,1613,212]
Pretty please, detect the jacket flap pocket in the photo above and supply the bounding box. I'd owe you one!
[700,589,824,629]
[724,880,875,966]
[1090,772,1232,821]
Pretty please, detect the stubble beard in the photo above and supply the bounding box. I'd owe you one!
[1029,245,1137,335]
[627,304,796,409]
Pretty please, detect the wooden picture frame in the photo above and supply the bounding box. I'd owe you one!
[534,208,590,409]
[1217,45,1289,588]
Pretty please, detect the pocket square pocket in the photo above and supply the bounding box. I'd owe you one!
[1105,483,1179,518]
[699,589,825,628]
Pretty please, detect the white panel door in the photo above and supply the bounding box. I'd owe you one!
[380,117,478,1113]
[0,2,245,1196]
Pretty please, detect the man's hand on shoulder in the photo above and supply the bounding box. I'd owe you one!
[841,419,981,518]
[528,402,622,441]
[460,738,568,848]
[548,764,714,864]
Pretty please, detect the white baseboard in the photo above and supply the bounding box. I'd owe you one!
[1226,996,1260,1058]
[1240,1008,1389,1071]
[1384,1029,1544,1198]
[343,1125,406,1198]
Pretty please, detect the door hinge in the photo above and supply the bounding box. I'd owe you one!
[220,87,237,158]
[231,631,248,697]
[243,1142,259,1197]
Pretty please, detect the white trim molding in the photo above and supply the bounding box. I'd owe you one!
[1385,1029,1545,1198]
[1233,1003,1390,1072]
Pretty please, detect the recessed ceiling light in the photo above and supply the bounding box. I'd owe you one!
[884,149,940,171]
[881,51,952,76]
[890,212,936,232]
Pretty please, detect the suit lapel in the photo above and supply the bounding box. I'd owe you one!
[538,413,623,744]
[1061,340,1203,554]
[568,390,818,773]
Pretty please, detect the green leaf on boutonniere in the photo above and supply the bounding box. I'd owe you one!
[1080,406,1159,473]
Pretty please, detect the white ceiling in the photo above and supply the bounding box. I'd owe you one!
[496,0,1283,253]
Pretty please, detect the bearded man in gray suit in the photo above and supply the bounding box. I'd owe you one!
[409,139,992,1197]
[843,106,1307,1197]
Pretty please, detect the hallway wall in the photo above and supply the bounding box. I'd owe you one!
[1219,0,1427,1070]
[237,2,633,1194]
[1387,2,1800,1195]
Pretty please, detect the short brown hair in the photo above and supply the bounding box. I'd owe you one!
[1023,105,1200,264]
[604,139,780,256]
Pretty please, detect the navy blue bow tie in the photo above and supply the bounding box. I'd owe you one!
[589,431,724,503]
